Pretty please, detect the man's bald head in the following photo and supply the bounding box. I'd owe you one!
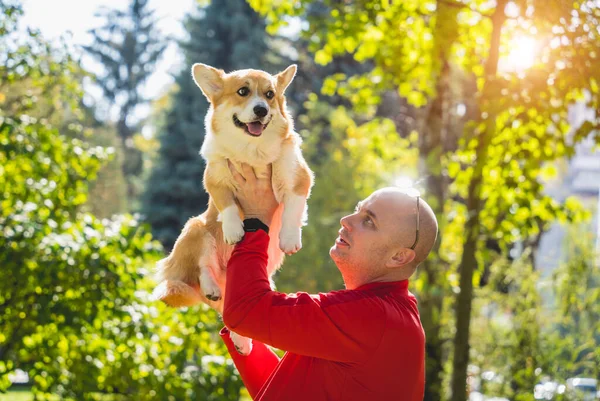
[330,187,438,289]
[372,187,438,266]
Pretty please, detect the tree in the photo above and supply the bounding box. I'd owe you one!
[142,0,272,250]
[246,2,600,401]
[0,117,243,400]
[0,5,244,398]
[0,5,128,219]
[84,0,167,203]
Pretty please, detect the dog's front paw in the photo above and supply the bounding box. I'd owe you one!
[230,331,253,356]
[221,207,244,244]
[279,226,302,255]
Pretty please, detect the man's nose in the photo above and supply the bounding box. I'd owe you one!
[340,215,352,230]
[254,105,268,118]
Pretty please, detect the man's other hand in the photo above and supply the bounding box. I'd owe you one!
[227,160,279,227]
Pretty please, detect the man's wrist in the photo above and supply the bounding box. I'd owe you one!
[243,214,271,225]
[243,217,270,234]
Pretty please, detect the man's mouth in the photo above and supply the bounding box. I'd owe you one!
[233,114,271,137]
[336,233,350,247]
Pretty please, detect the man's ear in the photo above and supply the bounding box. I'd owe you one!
[275,64,297,94]
[191,63,225,101]
[386,249,416,269]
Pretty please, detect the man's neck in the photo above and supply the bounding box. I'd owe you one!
[344,270,412,290]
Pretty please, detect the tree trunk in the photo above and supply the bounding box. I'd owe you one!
[420,58,450,401]
[450,3,507,401]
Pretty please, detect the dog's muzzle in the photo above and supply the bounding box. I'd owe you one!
[233,114,271,137]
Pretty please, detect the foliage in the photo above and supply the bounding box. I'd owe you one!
[470,252,543,401]
[3,0,599,400]
[0,117,243,399]
[543,224,600,382]
[1,4,244,399]
[0,2,84,124]
[0,1,127,218]
[469,224,600,401]
[246,1,600,401]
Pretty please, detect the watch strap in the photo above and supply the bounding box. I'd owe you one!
[243,218,270,234]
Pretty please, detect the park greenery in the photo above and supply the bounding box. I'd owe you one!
[1,0,599,400]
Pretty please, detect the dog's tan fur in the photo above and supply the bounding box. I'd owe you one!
[152,63,313,352]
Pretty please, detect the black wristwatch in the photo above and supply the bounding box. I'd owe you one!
[243,218,270,234]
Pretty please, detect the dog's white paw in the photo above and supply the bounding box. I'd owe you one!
[279,226,302,255]
[230,331,253,356]
[222,209,244,245]
[201,275,221,302]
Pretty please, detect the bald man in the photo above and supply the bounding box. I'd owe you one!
[220,163,438,401]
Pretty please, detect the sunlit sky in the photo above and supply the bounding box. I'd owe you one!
[21,0,195,124]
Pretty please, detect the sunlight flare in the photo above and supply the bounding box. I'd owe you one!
[502,35,538,72]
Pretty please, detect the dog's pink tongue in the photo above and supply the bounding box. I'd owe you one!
[247,122,264,136]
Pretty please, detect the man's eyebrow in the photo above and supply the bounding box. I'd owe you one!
[365,208,378,221]
[356,201,378,221]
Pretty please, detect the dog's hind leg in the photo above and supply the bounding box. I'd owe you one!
[198,236,223,302]
[153,216,206,307]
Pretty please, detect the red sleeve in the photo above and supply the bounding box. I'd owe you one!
[223,231,385,364]
[219,327,280,399]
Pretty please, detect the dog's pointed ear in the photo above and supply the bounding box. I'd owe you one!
[192,63,225,101]
[275,64,297,94]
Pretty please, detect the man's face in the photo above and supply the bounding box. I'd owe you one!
[329,189,416,274]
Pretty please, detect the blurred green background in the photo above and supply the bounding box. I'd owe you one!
[1,0,599,400]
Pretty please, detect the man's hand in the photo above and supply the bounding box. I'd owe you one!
[227,161,279,227]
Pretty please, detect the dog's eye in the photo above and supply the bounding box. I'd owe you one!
[265,90,275,99]
[237,87,250,97]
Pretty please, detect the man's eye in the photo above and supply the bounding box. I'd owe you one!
[364,216,373,225]
[237,87,250,96]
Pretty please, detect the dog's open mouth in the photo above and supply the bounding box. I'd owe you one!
[233,114,270,137]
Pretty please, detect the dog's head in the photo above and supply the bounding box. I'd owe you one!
[191,63,296,139]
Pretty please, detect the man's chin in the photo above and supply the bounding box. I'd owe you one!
[329,244,345,260]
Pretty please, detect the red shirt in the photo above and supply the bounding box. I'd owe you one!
[222,231,425,401]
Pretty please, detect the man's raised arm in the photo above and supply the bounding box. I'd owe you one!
[222,230,385,364]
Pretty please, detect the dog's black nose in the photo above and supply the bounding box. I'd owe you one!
[254,105,268,118]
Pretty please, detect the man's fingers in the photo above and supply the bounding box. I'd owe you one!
[227,160,245,185]
[241,163,257,183]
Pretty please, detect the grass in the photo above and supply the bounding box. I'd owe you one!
[0,386,252,400]
[0,387,32,401]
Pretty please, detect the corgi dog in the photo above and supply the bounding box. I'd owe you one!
[152,63,313,354]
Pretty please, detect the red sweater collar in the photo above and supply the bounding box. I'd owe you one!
[354,279,410,296]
